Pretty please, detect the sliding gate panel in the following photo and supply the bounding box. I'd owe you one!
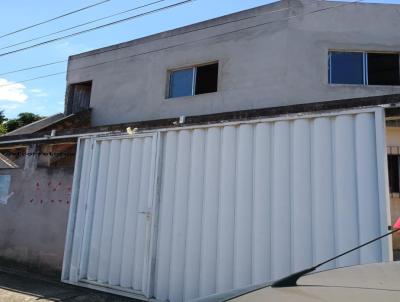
[62,133,159,299]
[63,107,390,302]
[154,108,390,302]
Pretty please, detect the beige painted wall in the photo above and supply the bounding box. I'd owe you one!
[386,128,400,147]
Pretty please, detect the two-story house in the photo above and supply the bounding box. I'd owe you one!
[2,0,400,301]
[60,1,400,301]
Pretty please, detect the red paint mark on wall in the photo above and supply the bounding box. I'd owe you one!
[30,179,72,206]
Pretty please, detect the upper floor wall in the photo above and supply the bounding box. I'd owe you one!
[66,0,400,126]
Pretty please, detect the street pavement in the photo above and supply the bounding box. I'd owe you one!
[0,270,137,302]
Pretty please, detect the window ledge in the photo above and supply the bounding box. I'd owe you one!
[165,91,218,101]
[328,83,400,88]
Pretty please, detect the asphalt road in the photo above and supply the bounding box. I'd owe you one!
[0,270,137,302]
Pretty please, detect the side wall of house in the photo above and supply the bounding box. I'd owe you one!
[67,0,400,126]
[0,150,74,276]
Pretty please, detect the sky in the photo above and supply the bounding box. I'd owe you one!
[0,0,399,119]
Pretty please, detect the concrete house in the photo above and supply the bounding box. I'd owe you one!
[2,0,400,301]
[66,0,400,125]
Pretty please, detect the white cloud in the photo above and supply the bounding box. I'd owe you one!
[1,104,18,110]
[30,88,48,97]
[0,78,28,103]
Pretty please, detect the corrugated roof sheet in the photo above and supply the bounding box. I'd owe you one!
[4,113,65,136]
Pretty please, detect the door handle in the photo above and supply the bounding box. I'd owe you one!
[138,211,152,219]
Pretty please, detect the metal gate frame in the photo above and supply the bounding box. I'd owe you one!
[62,132,162,300]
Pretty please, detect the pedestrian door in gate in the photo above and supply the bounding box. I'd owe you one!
[62,133,159,299]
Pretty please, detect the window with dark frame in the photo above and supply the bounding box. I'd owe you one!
[329,51,400,86]
[168,62,218,99]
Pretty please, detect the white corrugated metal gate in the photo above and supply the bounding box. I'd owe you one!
[62,133,159,298]
[63,107,391,301]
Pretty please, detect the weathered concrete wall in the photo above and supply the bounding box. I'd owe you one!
[67,0,400,126]
[0,166,73,275]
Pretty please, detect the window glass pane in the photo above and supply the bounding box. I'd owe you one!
[169,68,194,98]
[195,63,219,95]
[329,51,364,84]
[367,53,400,85]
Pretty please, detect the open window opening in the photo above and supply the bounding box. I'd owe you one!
[368,53,400,85]
[65,81,92,115]
[168,62,219,98]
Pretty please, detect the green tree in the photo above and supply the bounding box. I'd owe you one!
[17,112,43,126]
[0,124,6,135]
[0,110,6,124]
[4,119,19,132]
[0,110,7,134]
[4,112,43,133]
